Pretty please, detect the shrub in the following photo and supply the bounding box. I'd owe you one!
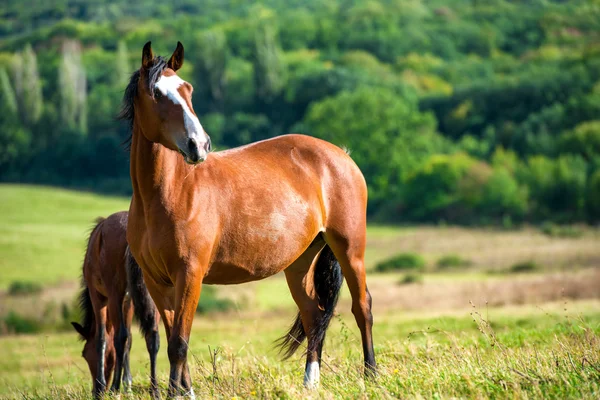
[375,253,425,272]
[196,286,236,314]
[540,222,584,238]
[510,261,540,273]
[436,254,472,269]
[398,273,423,285]
[0,311,42,334]
[8,281,42,296]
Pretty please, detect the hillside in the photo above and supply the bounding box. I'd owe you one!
[0,0,599,223]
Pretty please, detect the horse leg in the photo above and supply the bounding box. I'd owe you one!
[284,261,324,389]
[121,293,135,392]
[144,278,173,400]
[90,293,109,397]
[110,298,128,393]
[324,229,376,377]
[168,268,202,398]
[180,364,195,399]
[146,312,162,400]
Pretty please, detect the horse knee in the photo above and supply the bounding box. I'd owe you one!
[167,335,188,365]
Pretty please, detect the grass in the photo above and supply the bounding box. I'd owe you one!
[2,184,600,398]
[2,184,600,289]
[0,184,129,288]
[1,300,599,398]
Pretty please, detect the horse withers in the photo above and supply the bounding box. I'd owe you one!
[123,42,376,397]
[71,211,161,398]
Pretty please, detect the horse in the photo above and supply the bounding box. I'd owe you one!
[71,211,162,399]
[122,41,376,397]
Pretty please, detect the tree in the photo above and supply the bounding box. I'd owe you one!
[58,40,88,134]
[252,21,287,105]
[302,86,450,212]
[0,68,30,173]
[13,44,43,129]
[194,29,228,113]
[114,41,131,88]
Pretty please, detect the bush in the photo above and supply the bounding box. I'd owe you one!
[0,311,42,334]
[436,254,472,269]
[196,286,236,314]
[375,253,425,272]
[8,281,43,296]
[540,222,584,238]
[510,261,540,273]
[398,273,423,285]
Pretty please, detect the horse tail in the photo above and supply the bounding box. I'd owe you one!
[125,247,158,337]
[277,244,344,359]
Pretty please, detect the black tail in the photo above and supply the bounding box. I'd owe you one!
[276,244,344,359]
[125,247,158,337]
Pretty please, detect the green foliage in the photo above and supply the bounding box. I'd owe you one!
[375,252,425,272]
[0,311,42,334]
[588,170,600,221]
[509,261,540,274]
[0,68,30,173]
[252,21,286,104]
[518,155,588,221]
[194,29,228,113]
[436,255,472,270]
[7,281,43,296]
[403,153,527,223]
[540,222,584,238]
[398,273,423,285]
[58,40,87,134]
[0,0,600,223]
[560,120,600,160]
[13,44,43,128]
[303,86,448,210]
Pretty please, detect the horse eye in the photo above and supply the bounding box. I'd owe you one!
[153,89,163,100]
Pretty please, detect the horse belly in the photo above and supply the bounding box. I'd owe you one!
[204,214,320,284]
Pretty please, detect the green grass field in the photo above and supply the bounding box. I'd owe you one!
[1,184,600,399]
[0,184,129,288]
[1,301,599,399]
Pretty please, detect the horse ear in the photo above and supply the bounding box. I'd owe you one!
[71,322,88,339]
[168,41,184,72]
[142,41,154,70]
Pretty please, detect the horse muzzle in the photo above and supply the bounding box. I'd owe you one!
[180,137,211,165]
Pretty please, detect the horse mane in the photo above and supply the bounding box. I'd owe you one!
[76,217,106,339]
[118,56,168,151]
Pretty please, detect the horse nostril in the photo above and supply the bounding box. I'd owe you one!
[188,138,199,152]
[205,137,212,153]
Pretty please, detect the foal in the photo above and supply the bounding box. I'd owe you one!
[72,211,161,398]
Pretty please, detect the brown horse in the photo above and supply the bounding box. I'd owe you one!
[71,211,162,398]
[122,42,375,397]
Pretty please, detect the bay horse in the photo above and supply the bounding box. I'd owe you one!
[122,42,375,397]
[71,211,162,398]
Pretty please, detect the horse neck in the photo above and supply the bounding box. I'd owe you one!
[129,124,186,209]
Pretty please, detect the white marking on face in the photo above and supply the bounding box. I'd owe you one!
[154,74,208,147]
[304,361,320,389]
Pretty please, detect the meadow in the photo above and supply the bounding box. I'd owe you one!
[1,184,599,399]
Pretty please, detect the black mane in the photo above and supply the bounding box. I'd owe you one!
[118,56,168,151]
[77,283,94,340]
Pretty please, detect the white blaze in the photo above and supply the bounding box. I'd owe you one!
[154,75,207,146]
[304,361,320,389]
